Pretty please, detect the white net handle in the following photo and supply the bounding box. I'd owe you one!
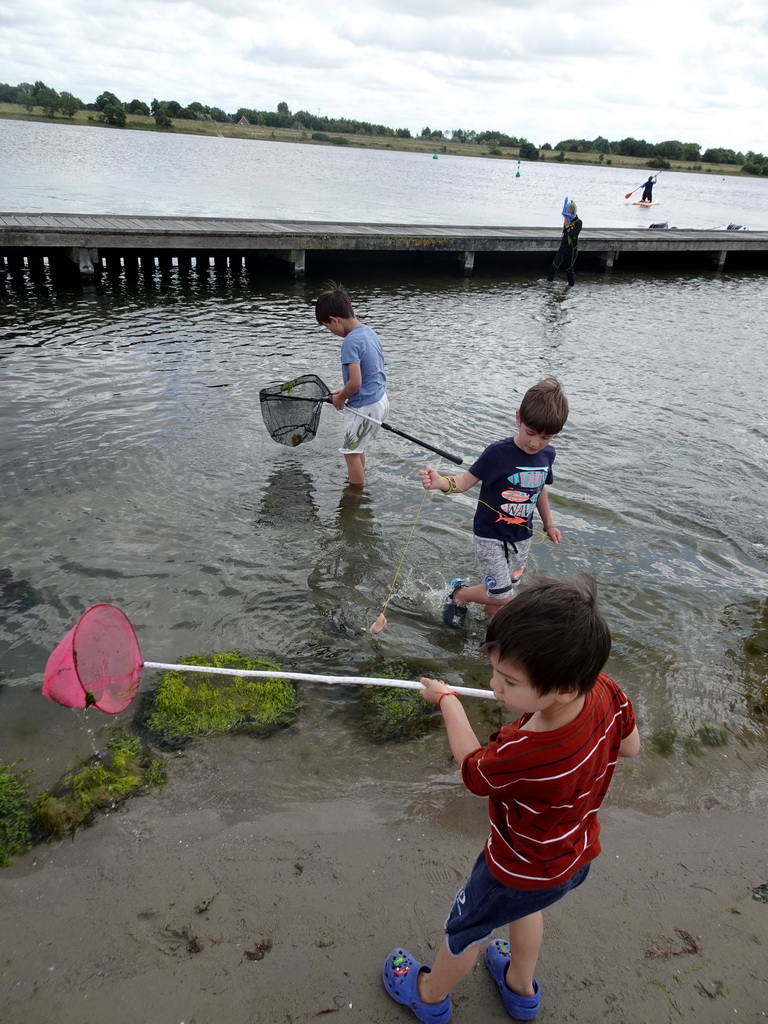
[142,661,494,700]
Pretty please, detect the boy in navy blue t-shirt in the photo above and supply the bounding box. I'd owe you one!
[315,282,388,488]
[418,377,568,626]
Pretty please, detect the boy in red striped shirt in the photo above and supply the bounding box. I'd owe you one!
[383,577,639,1023]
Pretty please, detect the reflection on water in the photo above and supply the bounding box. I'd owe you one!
[1,261,767,812]
[256,463,320,529]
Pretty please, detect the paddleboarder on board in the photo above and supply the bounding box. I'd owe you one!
[641,175,657,203]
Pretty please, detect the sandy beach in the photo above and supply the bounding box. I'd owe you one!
[2,726,767,1024]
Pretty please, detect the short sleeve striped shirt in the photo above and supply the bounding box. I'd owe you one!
[461,674,636,890]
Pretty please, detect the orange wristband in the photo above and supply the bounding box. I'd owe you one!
[437,692,459,710]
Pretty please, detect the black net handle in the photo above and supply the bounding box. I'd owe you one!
[376,419,462,465]
[263,375,463,465]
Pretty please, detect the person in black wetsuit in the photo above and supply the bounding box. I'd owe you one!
[641,175,657,202]
[547,201,582,287]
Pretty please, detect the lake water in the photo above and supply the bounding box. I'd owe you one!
[2,118,768,228]
[1,119,768,820]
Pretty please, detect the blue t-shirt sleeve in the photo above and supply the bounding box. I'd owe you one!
[340,335,362,365]
[468,444,495,480]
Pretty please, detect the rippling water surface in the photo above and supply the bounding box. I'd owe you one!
[2,118,768,812]
[2,261,768,811]
[2,118,768,228]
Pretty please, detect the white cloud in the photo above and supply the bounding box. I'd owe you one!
[0,0,766,151]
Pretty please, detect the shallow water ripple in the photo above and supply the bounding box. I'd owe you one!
[1,268,767,810]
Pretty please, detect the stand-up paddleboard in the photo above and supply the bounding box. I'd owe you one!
[633,200,660,206]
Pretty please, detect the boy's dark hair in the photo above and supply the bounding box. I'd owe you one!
[315,281,355,323]
[518,377,569,435]
[485,576,610,697]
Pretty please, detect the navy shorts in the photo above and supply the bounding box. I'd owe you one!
[444,851,591,956]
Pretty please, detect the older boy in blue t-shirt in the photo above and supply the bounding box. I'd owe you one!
[419,378,568,627]
[315,282,388,487]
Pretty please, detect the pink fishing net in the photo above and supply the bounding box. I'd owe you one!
[43,603,142,714]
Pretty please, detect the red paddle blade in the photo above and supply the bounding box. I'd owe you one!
[43,604,142,714]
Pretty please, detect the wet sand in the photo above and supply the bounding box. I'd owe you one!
[1,732,767,1024]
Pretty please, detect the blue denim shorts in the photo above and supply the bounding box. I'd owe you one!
[444,851,591,956]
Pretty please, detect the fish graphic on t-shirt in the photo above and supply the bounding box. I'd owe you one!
[501,489,532,503]
[495,511,527,526]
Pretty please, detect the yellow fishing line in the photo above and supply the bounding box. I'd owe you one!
[371,484,549,634]
[451,489,550,544]
[378,488,430,617]
[473,495,549,543]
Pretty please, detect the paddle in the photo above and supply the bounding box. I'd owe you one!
[624,171,662,200]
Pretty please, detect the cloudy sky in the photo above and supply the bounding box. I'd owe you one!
[1,0,767,152]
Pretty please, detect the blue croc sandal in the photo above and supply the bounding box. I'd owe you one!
[485,940,541,1020]
[382,948,452,1024]
[443,578,467,629]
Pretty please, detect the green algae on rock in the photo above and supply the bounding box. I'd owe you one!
[356,663,439,742]
[145,651,298,742]
[34,733,166,839]
[649,722,730,758]
[0,762,35,866]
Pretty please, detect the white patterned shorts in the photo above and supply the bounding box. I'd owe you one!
[339,393,390,454]
[474,535,532,601]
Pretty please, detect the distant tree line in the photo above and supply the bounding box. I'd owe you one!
[233,100,413,137]
[551,134,761,170]
[2,81,766,173]
[1,80,85,120]
[0,80,229,130]
[741,152,768,177]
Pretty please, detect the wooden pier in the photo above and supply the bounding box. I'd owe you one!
[1,213,767,281]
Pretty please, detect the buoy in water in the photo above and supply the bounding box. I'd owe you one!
[516,159,521,178]
[432,154,438,159]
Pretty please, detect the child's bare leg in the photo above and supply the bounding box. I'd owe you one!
[505,910,544,997]
[451,583,487,606]
[343,452,365,486]
[417,939,479,1004]
[452,584,512,617]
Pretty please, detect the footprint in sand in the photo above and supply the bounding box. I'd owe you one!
[421,858,466,889]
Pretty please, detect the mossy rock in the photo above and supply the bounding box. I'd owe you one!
[726,596,768,721]
[696,724,729,748]
[144,651,298,744]
[0,568,38,614]
[0,762,35,866]
[34,732,166,839]
[681,723,731,756]
[650,722,730,758]
[649,726,678,757]
[355,663,439,742]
